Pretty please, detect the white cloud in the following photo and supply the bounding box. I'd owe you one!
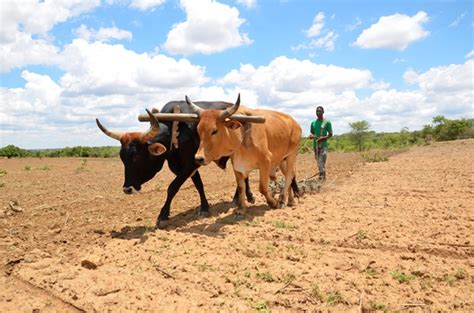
[0,41,217,149]
[370,80,391,90]
[106,0,166,10]
[236,0,256,9]
[393,58,406,64]
[0,0,100,73]
[345,17,362,32]
[218,57,473,135]
[59,39,208,96]
[75,25,133,42]
[309,31,338,51]
[294,11,338,52]
[402,60,473,118]
[2,54,472,148]
[402,68,418,85]
[449,11,466,27]
[355,11,430,50]
[0,71,62,145]
[465,50,474,58]
[129,0,166,10]
[365,89,426,115]
[0,32,60,73]
[130,0,166,11]
[404,60,473,93]
[359,89,431,132]
[0,1,99,41]
[163,0,252,55]
[219,56,373,108]
[1,35,219,148]
[292,32,338,52]
[305,12,325,37]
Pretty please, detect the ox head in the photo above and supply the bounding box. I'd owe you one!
[186,94,243,166]
[96,109,168,194]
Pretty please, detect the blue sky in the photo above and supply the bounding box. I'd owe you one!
[0,0,473,149]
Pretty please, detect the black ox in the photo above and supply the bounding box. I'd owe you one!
[96,101,255,228]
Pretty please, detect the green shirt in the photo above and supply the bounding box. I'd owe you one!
[310,119,333,149]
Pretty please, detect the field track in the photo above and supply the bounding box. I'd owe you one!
[1,139,472,312]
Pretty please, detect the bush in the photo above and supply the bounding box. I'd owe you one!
[298,138,313,153]
[423,116,473,141]
[362,152,389,162]
[0,145,30,158]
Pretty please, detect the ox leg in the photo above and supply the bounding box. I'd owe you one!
[190,170,210,217]
[278,161,297,207]
[245,178,255,204]
[233,171,248,217]
[232,178,255,206]
[277,154,297,209]
[259,161,278,208]
[156,166,199,228]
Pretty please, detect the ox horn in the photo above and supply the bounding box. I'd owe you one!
[143,108,160,139]
[185,95,204,116]
[96,118,123,141]
[219,93,240,120]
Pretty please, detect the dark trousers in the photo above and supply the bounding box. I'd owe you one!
[314,146,327,179]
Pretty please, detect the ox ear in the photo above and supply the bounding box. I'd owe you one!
[224,119,242,130]
[148,142,167,156]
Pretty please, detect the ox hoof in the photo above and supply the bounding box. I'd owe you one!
[155,218,169,230]
[247,195,256,204]
[268,200,278,209]
[233,213,246,221]
[198,210,210,218]
[277,201,286,209]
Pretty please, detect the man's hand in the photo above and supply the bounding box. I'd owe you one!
[309,133,314,139]
[317,136,324,142]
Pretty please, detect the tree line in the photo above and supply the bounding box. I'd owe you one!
[0,145,120,158]
[299,115,472,153]
[1,115,472,158]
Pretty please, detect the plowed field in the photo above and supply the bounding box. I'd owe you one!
[1,139,472,312]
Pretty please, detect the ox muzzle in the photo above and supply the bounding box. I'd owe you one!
[194,155,206,166]
[123,186,140,194]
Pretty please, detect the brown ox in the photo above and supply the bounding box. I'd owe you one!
[186,94,302,214]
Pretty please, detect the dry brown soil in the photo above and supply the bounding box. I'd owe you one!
[0,139,473,312]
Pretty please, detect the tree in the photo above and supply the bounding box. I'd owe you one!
[399,127,410,147]
[429,115,471,141]
[349,120,370,151]
[0,145,30,158]
[438,119,470,141]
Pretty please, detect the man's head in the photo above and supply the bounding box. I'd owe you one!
[316,106,324,119]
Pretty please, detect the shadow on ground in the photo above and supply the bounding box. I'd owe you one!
[109,201,273,240]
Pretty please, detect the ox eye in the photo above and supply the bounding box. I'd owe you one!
[211,128,218,136]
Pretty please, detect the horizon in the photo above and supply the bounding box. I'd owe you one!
[5,119,468,151]
[1,0,473,149]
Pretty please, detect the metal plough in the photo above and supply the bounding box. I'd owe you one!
[269,175,322,196]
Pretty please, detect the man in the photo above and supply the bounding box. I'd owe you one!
[309,106,333,181]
